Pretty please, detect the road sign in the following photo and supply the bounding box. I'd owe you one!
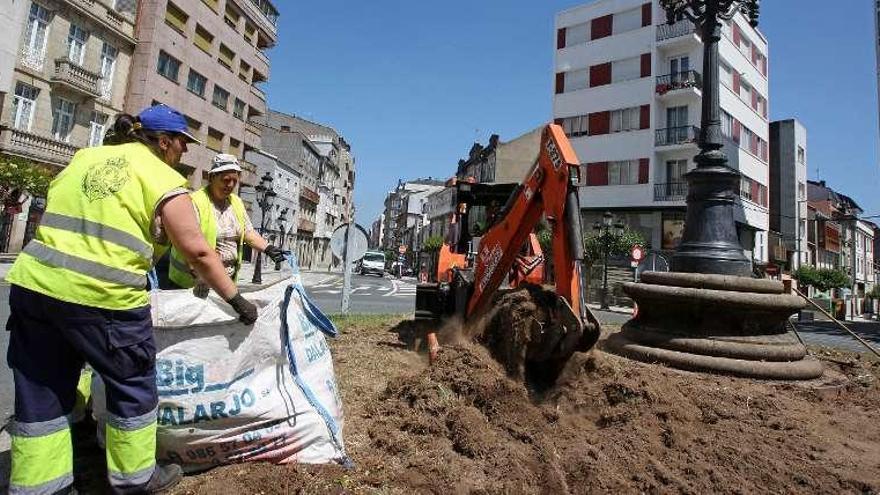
[398,245,407,254]
[330,223,369,261]
[630,245,644,262]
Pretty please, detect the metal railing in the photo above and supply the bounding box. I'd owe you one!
[656,20,697,42]
[655,70,702,94]
[653,182,688,201]
[655,126,700,146]
[52,59,101,97]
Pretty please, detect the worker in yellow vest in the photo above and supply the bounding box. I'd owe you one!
[4,104,258,495]
[168,153,285,295]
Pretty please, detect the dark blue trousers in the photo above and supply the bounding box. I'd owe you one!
[6,285,157,423]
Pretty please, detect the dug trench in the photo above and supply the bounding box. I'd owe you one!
[170,286,880,494]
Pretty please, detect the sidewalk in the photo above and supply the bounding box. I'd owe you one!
[587,302,634,315]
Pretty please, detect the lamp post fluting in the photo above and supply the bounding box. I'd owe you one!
[252,171,277,284]
[659,0,760,277]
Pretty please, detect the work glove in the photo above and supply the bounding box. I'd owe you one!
[226,292,258,324]
[264,245,286,264]
[192,283,209,299]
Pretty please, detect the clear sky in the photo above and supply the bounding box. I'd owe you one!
[264,1,880,226]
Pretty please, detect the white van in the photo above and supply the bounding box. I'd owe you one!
[360,251,386,276]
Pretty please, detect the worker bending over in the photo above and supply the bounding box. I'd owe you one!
[5,104,257,494]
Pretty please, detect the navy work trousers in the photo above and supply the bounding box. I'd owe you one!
[7,284,157,423]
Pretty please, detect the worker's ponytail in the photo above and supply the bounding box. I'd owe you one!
[104,113,167,158]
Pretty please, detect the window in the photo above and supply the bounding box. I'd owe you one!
[67,24,88,65]
[201,0,218,12]
[564,68,588,92]
[244,22,256,44]
[229,137,241,156]
[798,182,806,201]
[12,82,39,131]
[797,146,805,164]
[565,21,590,47]
[740,177,753,202]
[206,128,223,151]
[22,3,51,69]
[218,44,235,70]
[194,24,213,53]
[233,98,245,119]
[186,69,207,97]
[185,115,202,140]
[613,7,642,34]
[719,62,734,88]
[608,160,639,185]
[239,60,251,82]
[666,160,687,182]
[99,42,118,100]
[164,2,188,33]
[721,111,733,137]
[611,56,640,83]
[89,111,108,147]
[157,50,181,81]
[224,3,241,29]
[51,98,76,142]
[610,107,640,133]
[212,85,229,110]
[561,115,589,137]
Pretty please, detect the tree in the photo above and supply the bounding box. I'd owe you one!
[794,265,850,293]
[422,235,444,253]
[583,227,646,264]
[0,155,55,207]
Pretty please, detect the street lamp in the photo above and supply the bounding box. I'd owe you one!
[659,0,760,276]
[252,171,276,284]
[594,211,625,310]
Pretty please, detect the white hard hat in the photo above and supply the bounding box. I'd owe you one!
[210,153,242,174]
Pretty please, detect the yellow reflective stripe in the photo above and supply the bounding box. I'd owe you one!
[73,369,93,420]
[106,421,157,476]
[10,428,72,488]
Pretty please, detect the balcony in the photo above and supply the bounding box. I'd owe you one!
[656,20,698,43]
[250,85,266,102]
[655,70,702,96]
[300,187,319,205]
[653,182,688,202]
[0,127,79,166]
[655,126,700,147]
[51,59,102,98]
[65,0,136,44]
[298,218,316,233]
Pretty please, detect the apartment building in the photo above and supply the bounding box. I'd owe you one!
[380,178,445,253]
[241,148,300,254]
[369,214,384,249]
[768,118,808,273]
[125,0,278,188]
[0,0,138,252]
[553,0,770,262]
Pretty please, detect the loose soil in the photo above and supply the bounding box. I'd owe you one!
[170,299,880,494]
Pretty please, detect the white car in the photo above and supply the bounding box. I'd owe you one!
[360,251,386,276]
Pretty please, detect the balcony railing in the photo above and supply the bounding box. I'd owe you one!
[653,182,688,202]
[656,20,697,42]
[0,127,79,166]
[300,187,319,204]
[67,0,136,42]
[655,70,702,95]
[298,218,316,233]
[655,126,700,147]
[52,59,102,98]
[250,85,266,102]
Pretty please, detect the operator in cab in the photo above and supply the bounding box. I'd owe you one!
[4,104,258,494]
[167,153,285,296]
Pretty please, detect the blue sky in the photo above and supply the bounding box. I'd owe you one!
[264,1,880,225]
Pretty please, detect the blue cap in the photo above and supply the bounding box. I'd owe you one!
[137,104,200,144]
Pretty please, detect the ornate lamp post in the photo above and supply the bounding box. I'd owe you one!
[659,0,760,277]
[593,211,625,310]
[252,171,276,284]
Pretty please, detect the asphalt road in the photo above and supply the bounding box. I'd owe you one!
[304,272,417,315]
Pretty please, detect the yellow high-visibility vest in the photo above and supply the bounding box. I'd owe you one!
[5,142,187,310]
[168,188,247,288]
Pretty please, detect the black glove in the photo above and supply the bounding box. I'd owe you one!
[264,245,285,264]
[226,292,258,324]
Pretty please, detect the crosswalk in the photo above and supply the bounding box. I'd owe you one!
[305,276,418,298]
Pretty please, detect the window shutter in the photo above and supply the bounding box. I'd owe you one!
[587,162,609,186]
[639,105,650,129]
[751,44,758,65]
[732,71,741,94]
[732,120,741,143]
[589,62,611,87]
[751,90,758,110]
[591,15,613,40]
[641,3,652,27]
[640,53,651,77]
[588,111,610,135]
[761,185,768,206]
[638,158,649,184]
[761,57,767,76]
[557,27,566,49]
[555,72,565,94]
[733,23,741,45]
[750,180,759,203]
[762,98,768,118]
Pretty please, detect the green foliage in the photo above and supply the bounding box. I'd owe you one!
[583,227,646,264]
[869,284,880,300]
[384,250,395,262]
[794,265,851,292]
[422,235,444,253]
[0,155,55,203]
[536,228,553,255]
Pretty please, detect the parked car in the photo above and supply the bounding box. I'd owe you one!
[360,251,387,276]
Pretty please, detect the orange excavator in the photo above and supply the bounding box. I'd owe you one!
[415,124,601,365]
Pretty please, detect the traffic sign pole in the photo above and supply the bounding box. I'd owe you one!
[341,222,355,313]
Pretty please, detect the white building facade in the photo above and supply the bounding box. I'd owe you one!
[553,0,770,262]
